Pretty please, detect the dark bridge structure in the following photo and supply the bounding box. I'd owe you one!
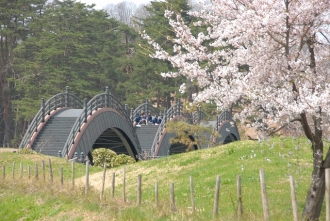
[19,87,240,161]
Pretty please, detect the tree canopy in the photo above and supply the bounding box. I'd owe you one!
[143,0,330,220]
[0,0,198,147]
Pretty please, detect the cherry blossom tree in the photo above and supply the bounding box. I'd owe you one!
[142,0,330,219]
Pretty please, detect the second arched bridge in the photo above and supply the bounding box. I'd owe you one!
[19,87,240,162]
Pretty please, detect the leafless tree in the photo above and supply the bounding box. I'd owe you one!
[105,1,137,26]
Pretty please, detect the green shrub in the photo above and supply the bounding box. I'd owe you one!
[92,148,135,168]
[17,148,37,154]
[92,148,117,168]
[112,154,135,167]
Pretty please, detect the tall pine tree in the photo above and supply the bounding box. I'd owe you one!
[13,0,129,143]
[122,0,193,108]
[0,0,47,147]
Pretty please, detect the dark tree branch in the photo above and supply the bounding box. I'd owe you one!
[300,112,313,141]
[268,118,301,136]
[320,32,330,44]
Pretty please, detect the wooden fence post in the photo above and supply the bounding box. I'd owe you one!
[2,165,5,180]
[111,172,115,199]
[155,182,158,207]
[60,167,63,188]
[48,158,53,183]
[190,175,195,214]
[290,175,298,221]
[35,163,38,180]
[28,165,30,179]
[237,175,243,219]
[12,162,15,180]
[71,160,75,190]
[123,167,126,202]
[100,163,106,200]
[213,175,221,218]
[85,160,89,195]
[260,169,269,221]
[137,174,142,205]
[326,169,330,221]
[41,160,45,181]
[170,182,176,212]
[20,162,23,179]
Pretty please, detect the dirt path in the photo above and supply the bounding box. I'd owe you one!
[0,148,18,153]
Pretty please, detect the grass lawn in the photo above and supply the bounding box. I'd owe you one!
[0,137,319,220]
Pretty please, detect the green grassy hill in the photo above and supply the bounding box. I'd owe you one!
[0,137,316,220]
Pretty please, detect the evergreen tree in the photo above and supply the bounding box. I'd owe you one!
[123,0,193,108]
[0,0,47,147]
[13,0,133,143]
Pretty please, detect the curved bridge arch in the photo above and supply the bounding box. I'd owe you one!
[151,100,196,157]
[20,88,240,160]
[19,86,83,149]
[216,110,240,144]
[67,108,140,160]
[20,87,141,161]
[215,119,240,144]
[62,87,141,160]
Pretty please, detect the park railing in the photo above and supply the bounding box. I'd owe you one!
[63,87,141,158]
[19,87,83,149]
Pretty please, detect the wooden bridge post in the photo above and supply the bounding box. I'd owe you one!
[65,86,69,107]
[125,104,128,118]
[130,108,134,122]
[146,98,149,115]
[105,86,109,108]
[41,98,45,122]
[163,108,167,123]
[48,99,52,115]
[84,98,88,123]
[35,118,38,132]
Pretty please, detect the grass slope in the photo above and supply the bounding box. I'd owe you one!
[0,137,318,220]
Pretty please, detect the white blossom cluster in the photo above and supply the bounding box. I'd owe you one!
[141,0,330,135]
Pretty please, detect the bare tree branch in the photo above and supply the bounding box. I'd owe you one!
[269,118,301,136]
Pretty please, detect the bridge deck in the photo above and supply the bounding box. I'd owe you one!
[32,109,83,156]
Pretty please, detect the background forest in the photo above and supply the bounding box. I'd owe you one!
[0,0,202,148]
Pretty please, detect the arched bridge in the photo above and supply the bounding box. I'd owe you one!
[19,87,240,161]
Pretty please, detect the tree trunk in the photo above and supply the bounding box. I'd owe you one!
[301,112,327,220]
[303,143,325,220]
[1,78,12,148]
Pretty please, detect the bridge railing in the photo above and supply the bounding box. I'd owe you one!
[19,87,83,149]
[130,98,160,121]
[150,99,193,156]
[63,87,140,158]
[216,110,232,131]
[192,107,207,124]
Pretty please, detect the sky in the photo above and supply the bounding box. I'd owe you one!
[77,0,151,10]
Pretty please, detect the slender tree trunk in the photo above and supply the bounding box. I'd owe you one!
[0,77,12,147]
[301,112,326,220]
[157,89,160,108]
[303,143,325,220]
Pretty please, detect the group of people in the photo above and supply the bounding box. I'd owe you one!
[133,112,163,127]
